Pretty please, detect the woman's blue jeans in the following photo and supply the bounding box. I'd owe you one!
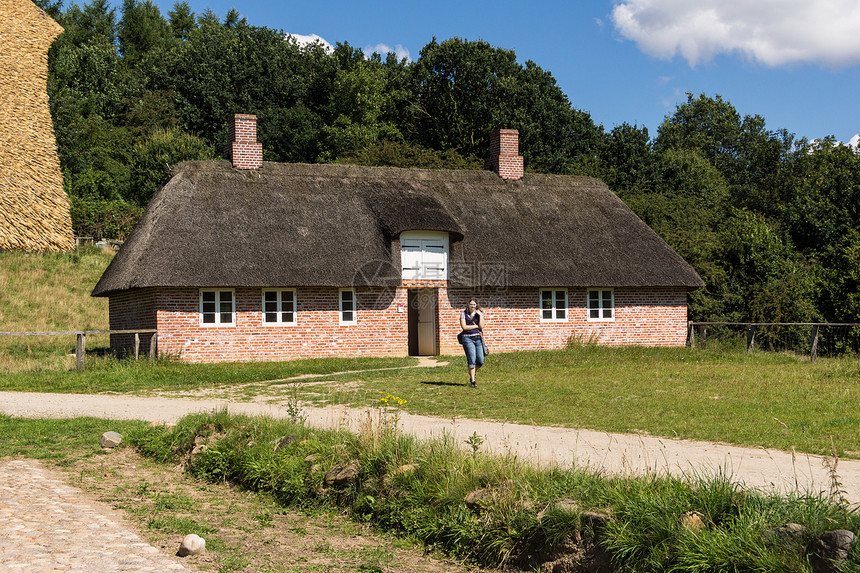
[462,335,485,369]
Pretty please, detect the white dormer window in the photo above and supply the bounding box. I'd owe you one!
[401,231,449,280]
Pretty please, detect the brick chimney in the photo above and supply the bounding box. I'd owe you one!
[225,114,263,170]
[485,129,523,180]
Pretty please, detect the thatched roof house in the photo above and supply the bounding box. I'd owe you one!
[93,161,702,295]
[95,116,703,363]
[0,0,74,252]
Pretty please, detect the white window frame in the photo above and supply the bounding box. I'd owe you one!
[199,289,235,327]
[339,288,357,325]
[587,289,615,322]
[540,288,568,322]
[400,231,449,280]
[262,289,297,326]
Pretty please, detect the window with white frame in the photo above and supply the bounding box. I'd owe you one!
[540,289,568,322]
[200,289,234,326]
[401,231,449,280]
[339,288,357,325]
[587,289,614,321]
[262,289,296,325]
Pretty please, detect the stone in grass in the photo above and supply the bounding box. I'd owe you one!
[681,511,706,532]
[177,534,206,557]
[807,529,855,573]
[324,462,360,486]
[767,522,808,541]
[99,431,123,448]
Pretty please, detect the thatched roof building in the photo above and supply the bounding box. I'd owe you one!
[93,160,703,296]
[0,0,74,252]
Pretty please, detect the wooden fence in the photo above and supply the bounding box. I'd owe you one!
[0,329,157,370]
[687,322,860,362]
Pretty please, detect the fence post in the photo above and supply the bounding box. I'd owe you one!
[149,332,157,359]
[134,333,140,359]
[810,325,820,363]
[687,323,694,347]
[746,325,756,354]
[698,325,707,349]
[75,332,85,370]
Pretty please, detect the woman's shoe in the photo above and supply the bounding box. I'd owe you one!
[470,380,477,388]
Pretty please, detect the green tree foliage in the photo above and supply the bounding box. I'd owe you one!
[117,0,173,63]
[129,128,217,205]
[167,1,196,40]
[406,38,599,172]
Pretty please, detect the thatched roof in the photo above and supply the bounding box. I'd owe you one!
[0,0,73,252]
[92,161,704,296]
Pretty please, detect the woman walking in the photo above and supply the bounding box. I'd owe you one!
[459,299,485,388]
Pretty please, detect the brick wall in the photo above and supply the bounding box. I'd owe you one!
[108,288,157,356]
[225,113,262,170]
[484,129,524,180]
[109,285,688,363]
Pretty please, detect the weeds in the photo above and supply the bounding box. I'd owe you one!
[465,432,484,454]
[127,411,860,572]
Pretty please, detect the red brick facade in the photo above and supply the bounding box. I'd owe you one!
[109,284,689,363]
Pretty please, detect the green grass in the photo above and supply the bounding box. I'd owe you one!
[0,415,149,465]
[127,410,860,572]
[2,247,859,457]
[294,344,860,458]
[1,344,858,457]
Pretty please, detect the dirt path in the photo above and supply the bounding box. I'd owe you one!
[1,390,858,505]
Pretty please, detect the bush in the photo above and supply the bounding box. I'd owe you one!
[69,195,143,240]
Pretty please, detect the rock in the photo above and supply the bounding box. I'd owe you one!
[99,431,122,448]
[553,499,580,513]
[580,510,612,537]
[807,529,855,573]
[324,462,360,486]
[396,463,418,475]
[767,522,808,541]
[273,434,299,451]
[177,534,206,556]
[681,511,706,532]
[465,488,493,511]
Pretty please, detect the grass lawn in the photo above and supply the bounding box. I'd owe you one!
[1,343,858,458]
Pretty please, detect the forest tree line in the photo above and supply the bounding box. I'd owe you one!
[36,0,860,325]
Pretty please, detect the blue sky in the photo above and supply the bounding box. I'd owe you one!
[118,0,860,145]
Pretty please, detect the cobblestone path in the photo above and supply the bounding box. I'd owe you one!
[0,459,190,572]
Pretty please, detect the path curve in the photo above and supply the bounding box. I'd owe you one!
[1,390,857,504]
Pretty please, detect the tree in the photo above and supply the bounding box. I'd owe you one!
[118,0,172,64]
[57,0,117,48]
[405,38,599,171]
[654,93,791,212]
[596,123,653,195]
[320,44,402,160]
[129,128,216,205]
[167,1,196,41]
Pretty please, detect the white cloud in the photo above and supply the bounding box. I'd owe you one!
[362,43,411,62]
[285,33,334,54]
[611,0,860,67]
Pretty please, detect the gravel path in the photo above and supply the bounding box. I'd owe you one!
[2,390,858,504]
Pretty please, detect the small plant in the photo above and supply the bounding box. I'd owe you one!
[378,392,407,437]
[827,437,849,510]
[284,381,306,424]
[465,431,484,454]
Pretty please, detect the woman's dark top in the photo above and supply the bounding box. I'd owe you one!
[461,311,482,337]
